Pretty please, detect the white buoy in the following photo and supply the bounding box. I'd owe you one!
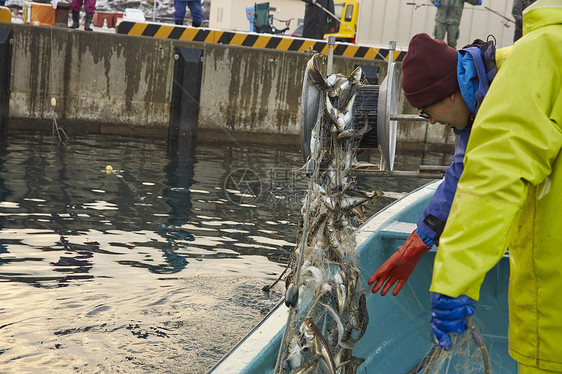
[105,165,113,174]
[51,97,56,107]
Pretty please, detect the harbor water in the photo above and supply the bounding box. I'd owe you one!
[0,128,450,373]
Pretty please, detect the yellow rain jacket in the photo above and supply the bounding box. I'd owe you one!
[430,0,562,370]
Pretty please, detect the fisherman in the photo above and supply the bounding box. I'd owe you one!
[173,0,203,27]
[301,0,335,40]
[512,0,537,41]
[430,0,482,48]
[69,0,96,31]
[428,1,562,372]
[368,32,507,298]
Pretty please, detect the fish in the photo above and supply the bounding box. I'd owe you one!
[307,212,329,245]
[339,195,371,211]
[337,114,371,141]
[328,74,350,98]
[335,350,365,374]
[321,195,337,211]
[307,54,328,89]
[351,205,366,220]
[337,84,356,112]
[324,217,344,257]
[330,178,356,194]
[305,158,317,178]
[335,347,351,371]
[325,94,347,133]
[325,277,345,315]
[340,93,356,117]
[309,127,320,160]
[342,147,355,175]
[341,263,359,299]
[333,272,348,313]
[292,358,320,374]
[356,293,369,341]
[325,73,338,88]
[357,116,372,137]
[303,54,328,159]
[301,318,338,374]
[337,128,359,141]
[339,187,384,211]
[319,302,345,347]
[347,65,362,84]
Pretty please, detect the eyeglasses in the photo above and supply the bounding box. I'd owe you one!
[419,108,431,120]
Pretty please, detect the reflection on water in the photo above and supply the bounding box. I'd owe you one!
[0,129,448,373]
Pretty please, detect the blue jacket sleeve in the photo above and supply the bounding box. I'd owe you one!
[416,127,470,247]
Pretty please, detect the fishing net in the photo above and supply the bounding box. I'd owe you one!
[408,318,493,374]
[274,54,383,374]
[273,53,495,374]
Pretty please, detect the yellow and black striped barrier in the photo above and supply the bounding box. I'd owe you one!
[116,21,406,62]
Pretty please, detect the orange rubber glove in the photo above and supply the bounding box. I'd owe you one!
[368,230,430,296]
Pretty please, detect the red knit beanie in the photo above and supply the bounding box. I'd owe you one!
[401,33,459,108]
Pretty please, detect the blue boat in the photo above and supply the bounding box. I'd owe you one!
[209,180,517,373]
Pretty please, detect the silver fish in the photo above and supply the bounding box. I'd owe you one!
[301,318,337,374]
[319,301,345,347]
[325,94,347,133]
[307,54,327,89]
[328,74,350,98]
[340,93,356,117]
[337,83,356,112]
[307,212,329,245]
[356,293,369,341]
[292,358,320,374]
[325,73,338,88]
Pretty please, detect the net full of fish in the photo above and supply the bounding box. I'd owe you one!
[275,54,384,374]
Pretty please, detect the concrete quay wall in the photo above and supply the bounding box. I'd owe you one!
[0,23,456,147]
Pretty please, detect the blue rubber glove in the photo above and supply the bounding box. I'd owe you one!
[430,293,476,350]
[477,0,482,4]
[434,1,440,7]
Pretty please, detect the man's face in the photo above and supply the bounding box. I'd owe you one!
[419,93,471,130]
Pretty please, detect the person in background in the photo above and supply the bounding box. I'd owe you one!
[0,0,5,6]
[512,0,537,41]
[431,0,482,48]
[428,1,562,372]
[368,33,509,298]
[174,0,203,27]
[69,0,95,31]
[301,0,335,40]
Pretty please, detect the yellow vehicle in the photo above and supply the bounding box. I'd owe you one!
[324,0,359,43]
[0,6,11,23]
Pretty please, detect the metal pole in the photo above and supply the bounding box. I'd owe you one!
[388,40,396,64]
[485,6,516,25]
[327,36,335,76]
[152,0,156,21]
[390,114,427,122]
[353,169,445,178]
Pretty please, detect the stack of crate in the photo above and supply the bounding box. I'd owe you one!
[22,1,71,26]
